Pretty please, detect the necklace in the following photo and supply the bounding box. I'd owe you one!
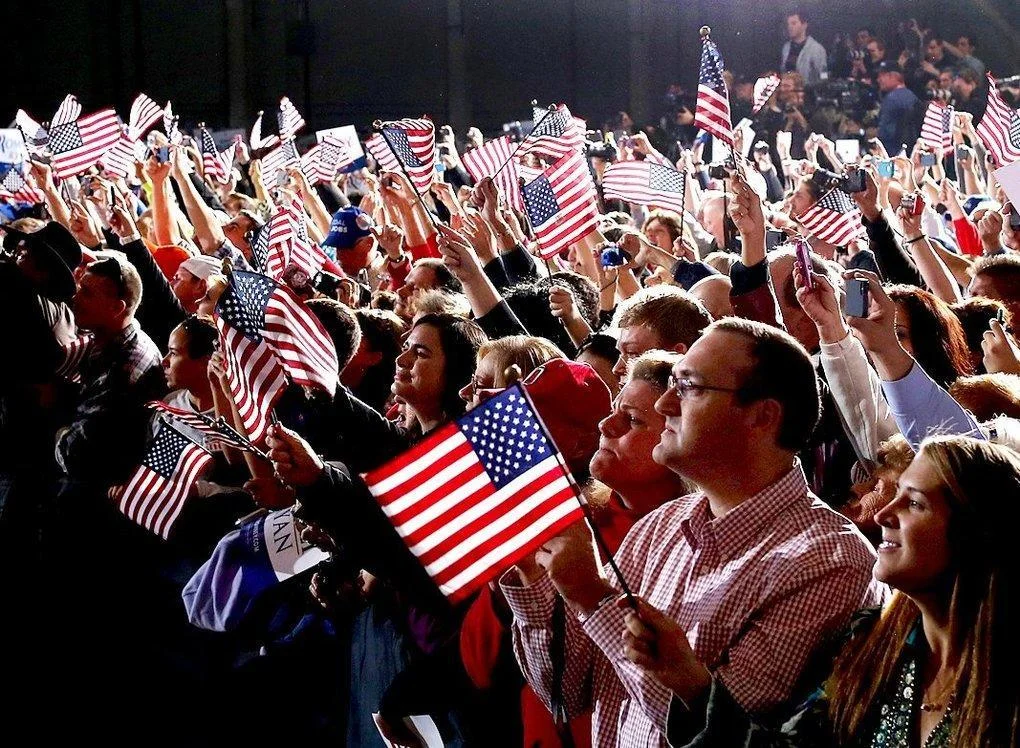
[920,672,956,712]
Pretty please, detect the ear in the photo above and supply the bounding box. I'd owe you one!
[672,342,688,355]
[748,398,785,443]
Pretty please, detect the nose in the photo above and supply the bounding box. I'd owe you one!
[654,387,681,418]
[161,353,171,369]
[873,496,899,528]
[395,349,413,369]
[598,411,627,439]
[612,355,628,380]
[459,382,473,404]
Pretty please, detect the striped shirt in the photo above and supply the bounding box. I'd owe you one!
[501,464,885,748]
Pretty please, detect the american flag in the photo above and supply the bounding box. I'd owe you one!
[200,126,233,184]
[695,35,734,147]
[164,101,182,145]
[127,94,164,140]
[99,134,135,178]
[461,135,525,211]
[0,164,45,205]
[55,334,95,381]
[920,101,954,154]
[301,137,351,185]
[251,211,292,280]
[277,96,305,140]
[250,110,281,151]
[365,132,401,172]
[260,138,300,182]
[521,149,599,259]
[519,104,584,160]
[215,270,339,441]
[118,419,213,539]
[362,385,584,603]
[752,74,781,114]
[146,401,259,453]
[15,109,48,156]
[976,75,1020,167]
[602,161,687,214]
[798,188,866,246]
[51,95,83,128]
[376,118,436,194]
[281,196,328,278]
[47,104,123,179]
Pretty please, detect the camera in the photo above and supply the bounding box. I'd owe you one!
[812,168,866,194]
[920,152,937,168]
[585,139,617,162]
[812,79,878,122]
[708,162,732,180]
[899,192,925,216]
[313,271,344,298]
[599,244,631,268]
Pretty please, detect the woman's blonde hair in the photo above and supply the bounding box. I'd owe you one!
[476,335,565,388]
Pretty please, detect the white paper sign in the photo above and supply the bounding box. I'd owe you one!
[993,160,1020,210]
[373,713,444,748]
[317,125,365,160]
[0,129,28,164]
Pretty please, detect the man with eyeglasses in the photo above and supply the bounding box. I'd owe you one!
[500,317,883,747]
[55,255,165,484]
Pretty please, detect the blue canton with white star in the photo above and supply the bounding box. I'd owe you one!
[700,40,727,93]
[818,188,855,214]
[456,387,557,488]
[649,163,685,196]
[382,128,422,168]
[216,270,275,342]
[531,107,569,138]
[251,225,270,270]
[1009,112,1020,148]
[48,122,83,154]
[144,423,193,478]
[522,175,560,227]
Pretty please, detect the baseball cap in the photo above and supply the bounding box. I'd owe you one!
[179,255,222,281]
[323,207,373,250]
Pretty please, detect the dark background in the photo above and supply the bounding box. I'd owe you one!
[4,0,1018,137]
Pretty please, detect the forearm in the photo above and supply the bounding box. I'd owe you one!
[908,237,963,303]
[864,213,923,286]
[881,361,984,448]
[562,313,595,349]
[174,174,225,250]
[42,183,72,229]
[301,185,332,237]
[150,178,177,247]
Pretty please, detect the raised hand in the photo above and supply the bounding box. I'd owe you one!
[982,318,1020,375]
[844,270,913,381]
[266,424,325,488]
[620,597,712,700]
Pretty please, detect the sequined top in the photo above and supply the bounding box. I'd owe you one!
[869,624,953,748]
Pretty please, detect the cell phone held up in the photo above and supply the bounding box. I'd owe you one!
[919,152,937,168]
[844,278,870,318]
[899,192,925,216]
[599,244,631,268]
[795,239,814,290]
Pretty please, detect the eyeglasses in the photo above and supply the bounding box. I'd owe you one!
[464,376,502,401]
[667,374,745,400]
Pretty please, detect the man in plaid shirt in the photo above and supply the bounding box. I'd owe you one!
[501,318,885,748]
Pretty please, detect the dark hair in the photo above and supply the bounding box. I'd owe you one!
[641,210,684,244]
[504,279,580,356]
[786,9,808,23]
[889,285,974,388]
[371,290,399,311]
[972,253,1020,285]
[576,332,621,366]
[956,32,977,48]
[951,297,1011,369]
[799,174,824,203]
[416,258,463,295]
[412,313,487,419]
[710,317,821,451]
[178,315,218,359]
[956,67,981,86]
[305,298,362,372]
[87,256,143,316]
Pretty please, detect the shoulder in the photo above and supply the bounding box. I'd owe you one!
[769,496,878,577]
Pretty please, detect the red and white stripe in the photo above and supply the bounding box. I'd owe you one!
[602,160,686,214]
[920,101,953,154]
[128,94,164,140]
[976,75,1020,167]
[752,74,781,114]
[119,432,213,540]
[365,133,401,172]
[461,135,524,211]
[50,109,123,179]
[218,321,288,442]
[523,149,599,260]
[51,94,83,128]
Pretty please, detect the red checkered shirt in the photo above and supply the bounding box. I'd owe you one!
[500,464,886,748]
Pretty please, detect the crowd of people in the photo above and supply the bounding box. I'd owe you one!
[2,8,1020,748]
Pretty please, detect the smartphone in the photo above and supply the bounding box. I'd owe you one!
[877,160,895,178]
[1009,205,1020,230]
[156,146,170,163]
[845,278,870,317]
[955,145,970,163]
[108,185,116,205]
[795,239,814,289]
[765,229,786,251]
[274,169,287,187]
[996,306,1007,325]
[920,152,937,168]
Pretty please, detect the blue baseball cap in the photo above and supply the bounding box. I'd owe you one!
[322,207,373,250]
